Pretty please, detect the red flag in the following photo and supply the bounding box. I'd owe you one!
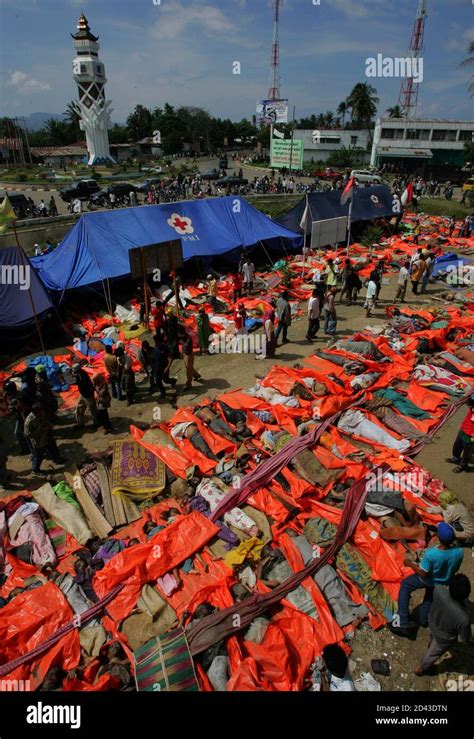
[340,176,356,205]
[401,182,414,206]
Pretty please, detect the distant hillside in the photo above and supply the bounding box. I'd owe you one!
[23,112,66,131]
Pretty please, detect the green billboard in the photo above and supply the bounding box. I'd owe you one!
[270,139,304,170]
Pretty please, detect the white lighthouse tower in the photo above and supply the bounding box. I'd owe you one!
[71,13,115,165]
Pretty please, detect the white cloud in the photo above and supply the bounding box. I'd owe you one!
[149,1,234,40]
[6,71,51,93]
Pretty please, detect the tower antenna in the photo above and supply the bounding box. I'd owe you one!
[268,0,281,100]
[398,0,427,117]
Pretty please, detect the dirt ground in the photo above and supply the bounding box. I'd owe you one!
[1,270,473,692]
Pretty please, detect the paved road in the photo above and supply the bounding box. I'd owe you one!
[3,159,467,217]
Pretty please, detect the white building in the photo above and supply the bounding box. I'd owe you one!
[71,14,115,166]
[371,117,474,170]
[292,129,371,164]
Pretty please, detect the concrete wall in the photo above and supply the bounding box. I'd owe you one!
[0,217,77,254]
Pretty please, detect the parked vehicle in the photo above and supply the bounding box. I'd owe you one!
[350,169,382,184]
[59,179,100,202]
[201,168,221,180]
[91,182,138,204]
[309,168,340,181]
[462,177,474,193]
[135,178,163,193]
[216,175,248,186]
[5,193,30,218]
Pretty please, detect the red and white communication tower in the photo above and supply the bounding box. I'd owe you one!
[398,0,427,117]
[268,0,281,100]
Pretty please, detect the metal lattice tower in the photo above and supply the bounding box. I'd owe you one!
[398,0,427,117]
[267,0,281,100]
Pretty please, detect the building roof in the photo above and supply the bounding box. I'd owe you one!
[71,13,98,42]
[31,146,88,157]
[377,117,474,125]
[136,137,160,145]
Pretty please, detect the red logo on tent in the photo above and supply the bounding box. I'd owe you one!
[167,213,194,235]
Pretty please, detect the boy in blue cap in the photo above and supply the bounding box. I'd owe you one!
[390,522,464,638]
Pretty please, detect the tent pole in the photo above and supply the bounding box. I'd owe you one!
[140,247,150,328]
[171,251,180,316]
[13,222,47,355]
[259,241,273,270]
[346,197,353,257]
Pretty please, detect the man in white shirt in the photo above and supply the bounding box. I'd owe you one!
[306,288,321,342]
[242,258,255,295]
[364,277,377,317]
[395,260,410,303]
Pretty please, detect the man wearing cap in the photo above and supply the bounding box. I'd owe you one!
[72,364,97,427]
[446,394,474,473]
[391,522,463,637]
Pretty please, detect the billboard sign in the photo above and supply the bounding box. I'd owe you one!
[257,99,289,125]
[311,217,348,249]
[270,139,303,170]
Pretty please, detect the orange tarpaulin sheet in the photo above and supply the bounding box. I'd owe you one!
[131,424,196,479]
[0,582,80,685]
[93,511,219,621]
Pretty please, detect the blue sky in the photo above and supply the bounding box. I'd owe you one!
[1,0,473,124]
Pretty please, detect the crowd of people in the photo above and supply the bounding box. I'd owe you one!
[0,206,473,694]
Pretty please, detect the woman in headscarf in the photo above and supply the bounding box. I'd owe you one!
[196,306,212,355]
[262,306,276,358]
[428,491,474,545]
[92,373,112,434]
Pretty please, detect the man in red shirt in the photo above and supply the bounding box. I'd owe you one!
[151,300,166,333]
[446,395,474,473]
[232,272,242,303]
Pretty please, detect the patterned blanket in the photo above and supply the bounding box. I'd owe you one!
[133,628,199,692]
[110,440,166,500]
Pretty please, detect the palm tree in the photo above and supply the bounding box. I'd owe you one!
[346,83,379,142]
[63,101,81,128]
[316,113,325,128]
[459,41,474,97]
[386,105,403,118]
[337,101,349,126]
[324,111,335,128]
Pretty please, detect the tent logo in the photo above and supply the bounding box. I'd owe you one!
[167,214,194,235]
[370,195,379,204]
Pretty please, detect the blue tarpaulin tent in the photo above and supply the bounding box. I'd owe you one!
[277,185,396,234]
[0,246,53,334]
[32,196,303,292]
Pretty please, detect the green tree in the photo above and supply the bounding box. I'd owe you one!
[346,83,379,142]
[126,104,153,140]
[459,41,474,97]
[386,105,403,118]
[44,118,75,145]
[108,124,129,144]
[463,141,474,166]
[327,145,365,168]
[337,101,349,127]
[323,111,336,128]
[63,101,81,138]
